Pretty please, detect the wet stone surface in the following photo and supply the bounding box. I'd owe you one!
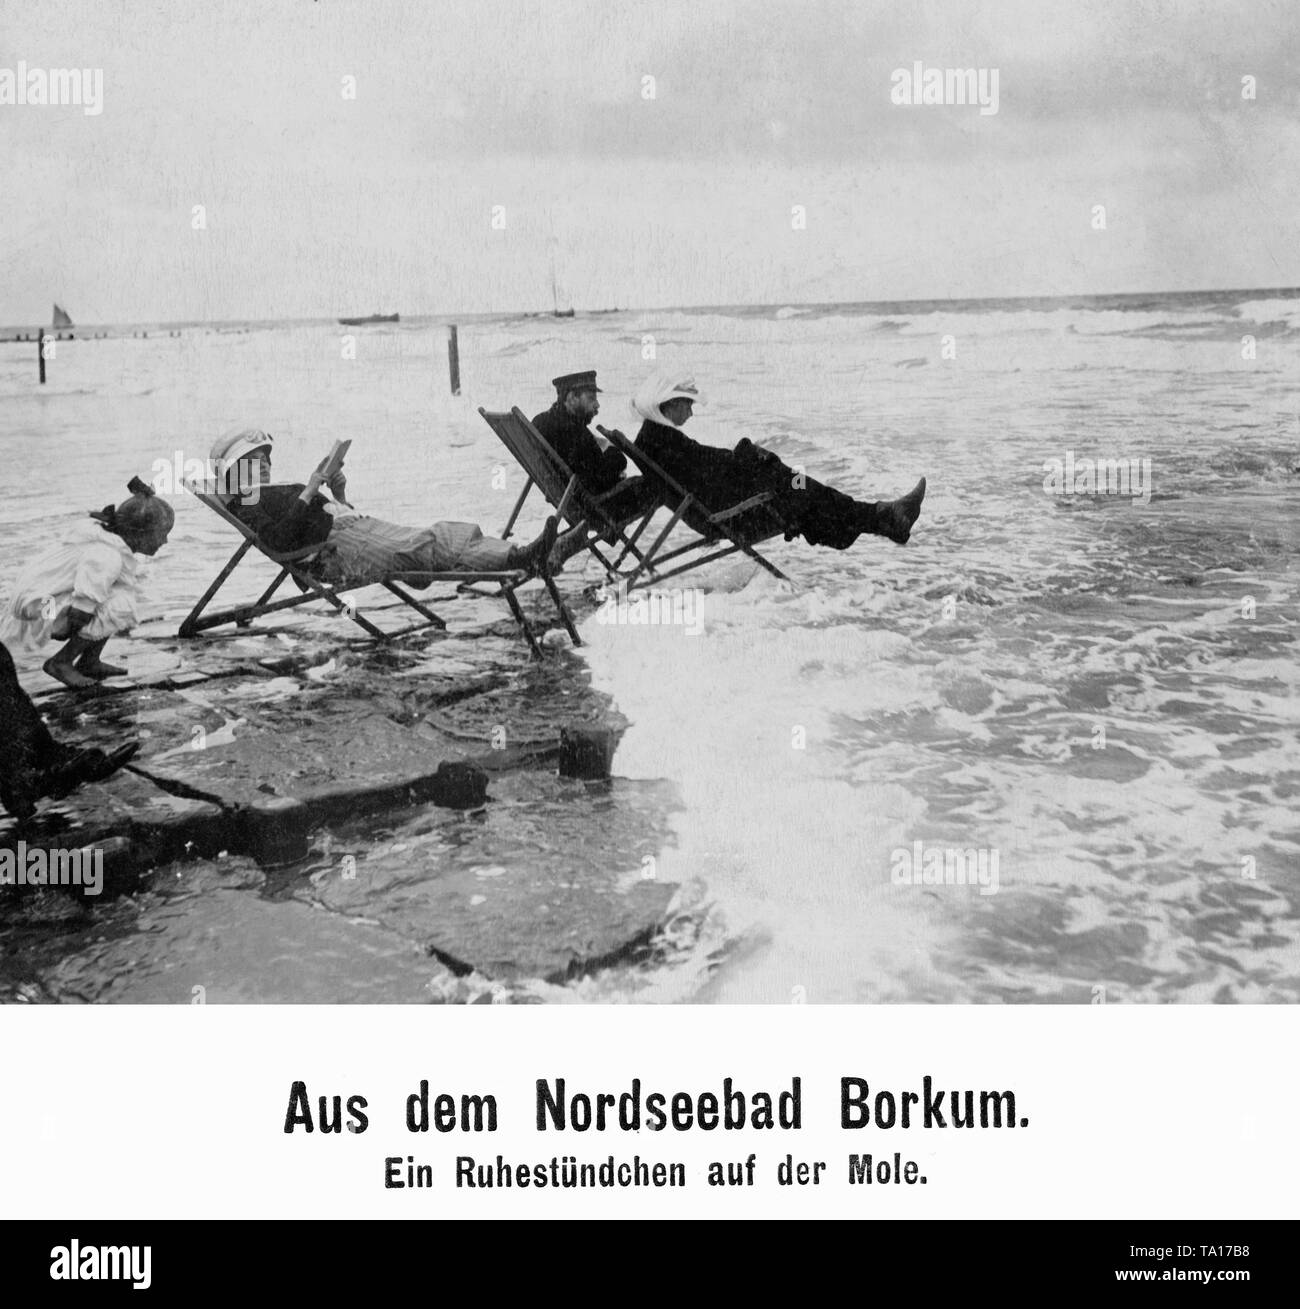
[307,772,680,984]
[2,595,687,1001]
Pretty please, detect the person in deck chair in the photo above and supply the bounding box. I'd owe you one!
[208,429,579,586]
[531,369,662,530]
[628,371,927,550]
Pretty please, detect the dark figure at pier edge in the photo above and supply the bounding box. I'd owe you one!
[0,641,138,821]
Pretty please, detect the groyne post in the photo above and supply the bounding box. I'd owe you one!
[558,725,615,779]
[37,329,46,384]
[448,324,461,396]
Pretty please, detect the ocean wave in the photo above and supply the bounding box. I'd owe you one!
[1233,297,1300,329]
[624,305,1267,345]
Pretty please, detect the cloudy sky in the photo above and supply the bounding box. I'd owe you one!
[2,0,1297,321]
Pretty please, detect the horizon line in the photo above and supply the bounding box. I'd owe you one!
[2,283,1296,331]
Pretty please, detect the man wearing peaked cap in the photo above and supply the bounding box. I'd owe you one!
[531,370,662,567]
[551,370,602,398]
[534,370,610,483]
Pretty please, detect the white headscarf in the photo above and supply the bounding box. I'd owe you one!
[631,371,704,426]
[208,427,273,497]
[210,427,273,468]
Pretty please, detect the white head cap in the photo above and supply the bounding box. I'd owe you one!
[210,427,273,468]
[631,371,704,426]
[209,428,273,495]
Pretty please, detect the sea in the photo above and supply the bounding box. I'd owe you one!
[1,288,1297,1003]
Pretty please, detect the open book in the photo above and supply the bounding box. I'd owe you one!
[301,439,351,503]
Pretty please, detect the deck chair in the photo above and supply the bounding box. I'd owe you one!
[478,407,659,583]
[596,427,791,591]
[178,485,579,656]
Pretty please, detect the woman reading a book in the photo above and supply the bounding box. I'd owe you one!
[208,429,572,584]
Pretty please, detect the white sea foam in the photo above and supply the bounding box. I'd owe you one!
[2,293,1297,1001]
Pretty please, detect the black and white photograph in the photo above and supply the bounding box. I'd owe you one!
[0,1,1297,1252]
[2,0,1296,1007]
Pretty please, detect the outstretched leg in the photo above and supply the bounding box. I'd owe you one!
[545,523,593,574]
[505,516,561,574]
[729,441,926,549]
[855,477,927,545]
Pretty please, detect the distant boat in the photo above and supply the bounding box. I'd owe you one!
[337,312,399,326]
[52,303,73,328]
[548,237,574,318]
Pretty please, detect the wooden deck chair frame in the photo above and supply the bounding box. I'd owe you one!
[478,406,659,583]
[596,427,791,591]
[177,485,579,657]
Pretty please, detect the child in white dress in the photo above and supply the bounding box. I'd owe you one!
[2,478,174,689]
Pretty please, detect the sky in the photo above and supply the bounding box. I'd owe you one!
[1,0,1298,321]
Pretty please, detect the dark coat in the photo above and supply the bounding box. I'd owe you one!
[633,420,866,549]
[226,483,334,554]
[1,640,139,819]
[633,420,749,512]
[0,639,59,816]
[531,404,629,494]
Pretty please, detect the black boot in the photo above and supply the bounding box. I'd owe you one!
[0,774,39,822]
[859,477,926,545]
[40,742,139,801]
[2,742,139,819]
[506,516,559,575]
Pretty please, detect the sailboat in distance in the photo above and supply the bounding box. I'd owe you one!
[52,304,73,328]
[549,238,575,318]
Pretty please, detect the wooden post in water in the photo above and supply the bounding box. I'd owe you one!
[37,329,46,385]
[558,725,615,779]
[447,324,461,396]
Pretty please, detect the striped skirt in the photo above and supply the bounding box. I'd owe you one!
[319,516,513,586]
